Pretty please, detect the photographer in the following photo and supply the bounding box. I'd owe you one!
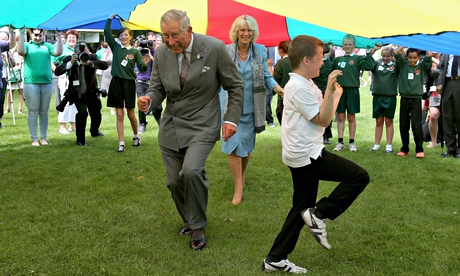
[136,34,162,133]
[53,30,79,134]
[55,42,108,146]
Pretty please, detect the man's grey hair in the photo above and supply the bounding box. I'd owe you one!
[161,9,191,32]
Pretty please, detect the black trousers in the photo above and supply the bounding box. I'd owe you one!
[267,150,369,261]
[441,79,460,153]
[135,82,162,126]
[74,92,102,144]
[399,97,424,153]
[275,95,283,125]
[0,78,6,119]
[266,88,274,124]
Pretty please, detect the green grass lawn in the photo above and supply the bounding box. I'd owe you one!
[1,77,459,275]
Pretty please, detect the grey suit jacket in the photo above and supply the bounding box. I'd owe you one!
[437,54,460,86]
[145,33,243,151]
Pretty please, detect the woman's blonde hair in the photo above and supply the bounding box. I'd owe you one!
[229,15,259,43]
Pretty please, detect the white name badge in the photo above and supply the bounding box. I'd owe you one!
[121,59,128,67]
[408,73,414,80]
[378,65,384,71]
[73,80,80,86]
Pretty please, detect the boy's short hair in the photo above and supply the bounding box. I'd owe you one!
[288,35,324,70]
[406,48,420,56]
[342,34,356,46]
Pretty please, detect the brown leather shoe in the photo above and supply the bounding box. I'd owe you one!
[178,226,192,236]
[190,228,206,250]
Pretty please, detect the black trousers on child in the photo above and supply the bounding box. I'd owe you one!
[267,150,369,261]
[399,97,424,154]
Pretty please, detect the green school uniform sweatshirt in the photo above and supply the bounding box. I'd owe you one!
[332,52,375,88]
[371,60,398,97]
[395,54,432,98]
[104,19,147,80]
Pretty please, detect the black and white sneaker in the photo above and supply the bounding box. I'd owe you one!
[133,137,141,147]
[301,208,331,250]
[262,258,307,274]
[117,144,125,152]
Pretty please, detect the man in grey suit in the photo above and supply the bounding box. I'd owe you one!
[437,54,460,158]
[138,9,243,250]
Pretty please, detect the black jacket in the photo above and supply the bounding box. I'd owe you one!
[55,54,108,96]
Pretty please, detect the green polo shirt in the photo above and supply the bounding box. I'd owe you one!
[52,43,75,64]
[23,42,55,84]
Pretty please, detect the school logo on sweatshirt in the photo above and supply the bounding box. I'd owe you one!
[388,66,395,71]
[128,54,134,59]
[415,69,421,75]
[349,60,355,65]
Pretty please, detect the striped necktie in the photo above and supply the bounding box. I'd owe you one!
[180,52,189,89]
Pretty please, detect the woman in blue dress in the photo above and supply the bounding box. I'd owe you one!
[220,15,283,205]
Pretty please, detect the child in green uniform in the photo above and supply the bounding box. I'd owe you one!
[368,47,398,153]
[332,34,379,152]
[312,43,334,144]
[105,14,150,152]
[394,46,432,158]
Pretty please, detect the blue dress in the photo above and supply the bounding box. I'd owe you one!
[221,58,255,157]
[220,43,278,157]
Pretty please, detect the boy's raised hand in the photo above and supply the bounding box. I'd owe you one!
[328,70,343,94]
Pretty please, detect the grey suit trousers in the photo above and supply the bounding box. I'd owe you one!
[442,79,460,153]
[160,141,216,230]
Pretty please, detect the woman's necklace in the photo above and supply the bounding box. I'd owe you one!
[238,52,248,59]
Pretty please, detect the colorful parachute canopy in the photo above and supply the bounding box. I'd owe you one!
[236,0,460,55]
[2,0,460,54]
[0,0,377,48]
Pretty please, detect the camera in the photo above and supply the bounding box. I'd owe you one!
[94,88,107,98]
[138,40,153,56]
[56,89,74,112]
[74,41,90,62]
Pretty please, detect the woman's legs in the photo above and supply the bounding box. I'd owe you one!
[5,89,13,112]
[38,84,53,141]
[228,152,251,205]
[23,84,51,142]
[23,84,40,142]
[18,89,24,113]
[427,106,440,147]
